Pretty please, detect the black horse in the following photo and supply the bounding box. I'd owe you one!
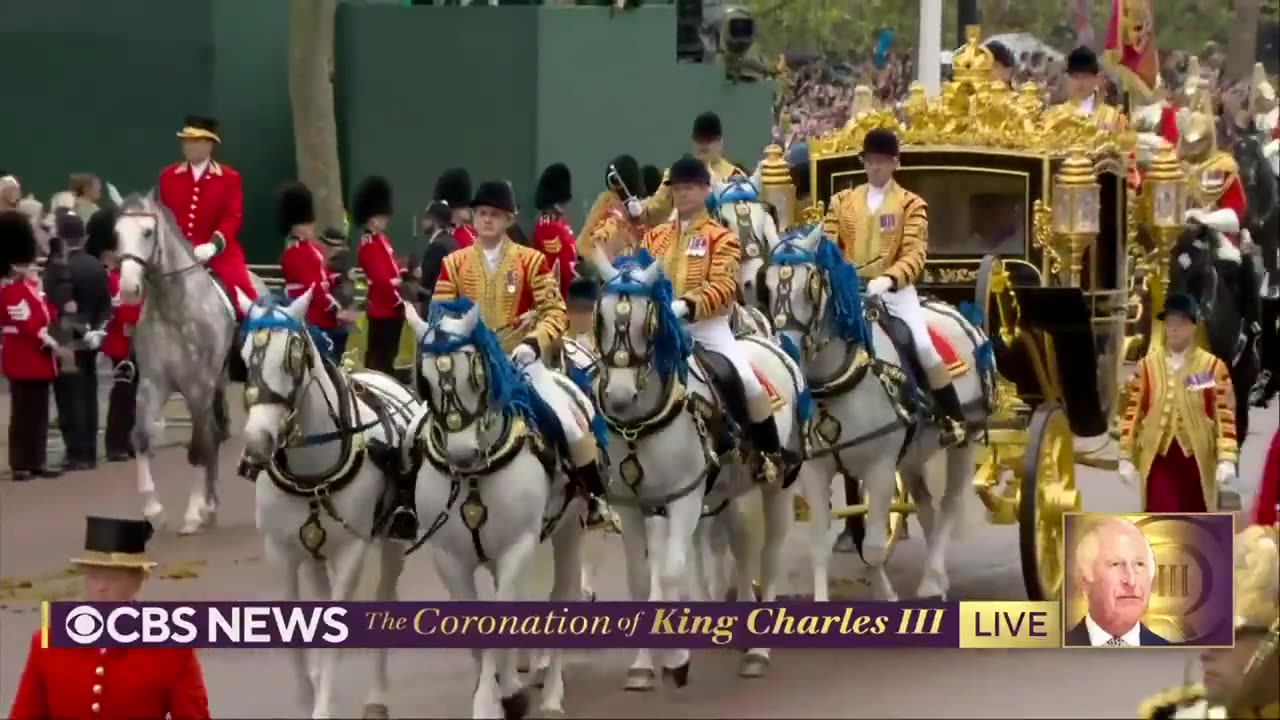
[1168,222,1261,448]
[1233,133,1280,406]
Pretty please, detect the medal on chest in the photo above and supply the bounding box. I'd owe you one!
[505,269,518,295]
[879,214,897,232]
[1184,370,1214,391]
[686,235,708,257]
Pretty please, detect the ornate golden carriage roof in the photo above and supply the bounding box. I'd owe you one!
[808,25,1135,161]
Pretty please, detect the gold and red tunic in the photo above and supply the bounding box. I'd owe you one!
[636,211,739,322]
[822,181,928,288]
[432,239,567,354]
[579,191,646,260]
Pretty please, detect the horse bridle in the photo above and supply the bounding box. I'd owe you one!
[418,349,495,436]
[594,295,658,396]
[243,323,329,443]
[763,258,829,359]
[116,210,202,281]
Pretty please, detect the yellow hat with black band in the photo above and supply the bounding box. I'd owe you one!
[70,516,158,571]
[176,114,222,144]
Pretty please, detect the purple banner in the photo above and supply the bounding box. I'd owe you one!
[47,601,959,649]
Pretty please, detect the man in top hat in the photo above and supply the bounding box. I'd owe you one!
[985,41,1016,87]
[9,516,211,720]
[1139,524,1278,720]
[278,183,347,361]
[1050,47,1128,132]
[1178,90,1251,252]
[353,176,405,375]
[823,128,968,446]
[431,180,607,499]
[433,167,476,251]
[580,155,648,262]
[1119,293,1240,513]
[629,112,748,227]
[157,115,258,318]
[531,163,577,296]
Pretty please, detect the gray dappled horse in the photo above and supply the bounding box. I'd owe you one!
[115,192,243,534]
[1234,132,1280,405]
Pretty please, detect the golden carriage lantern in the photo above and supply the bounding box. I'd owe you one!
[1050,148,1101,286]
[758,144,796,232]
[1143,147,1186,353]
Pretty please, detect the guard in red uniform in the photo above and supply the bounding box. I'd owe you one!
[156,115,258,315]
[1,211,62,480]
[531,162,577,295]
[9,516,210,720]
[277,183,342,360]
[83,208,141,462]
[354,176,404,375]
[433,167,476,250]
[1255,430,1279,526]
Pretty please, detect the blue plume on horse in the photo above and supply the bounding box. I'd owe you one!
[956,301,996,373]
[775,331,801,364]
[601,253,692,385]
[566,363,609,452]
[814,237,874,350]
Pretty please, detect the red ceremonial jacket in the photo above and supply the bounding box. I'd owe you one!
[1,276,58,381]
[1157,104,1179,146]
[281,238,339,330]
[156,160,258,313]
[531,214,577,295]
[357,231,404,320]
[9,630,209,720]
[1255,430,1279,526]
[102,270,142,362]
[452,224,476,250]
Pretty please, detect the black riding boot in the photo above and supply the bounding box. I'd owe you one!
[932,383,968,447]
[750,415,783,455]
[367,438,418,541]
[570,461,607,499]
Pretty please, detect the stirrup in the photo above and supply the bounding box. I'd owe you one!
[937,416,967,448]
[750,452,781,484]
[388,507,419,540]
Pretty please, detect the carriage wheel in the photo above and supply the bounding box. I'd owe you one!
[1018,403,1081,600]
[844,472,911,566]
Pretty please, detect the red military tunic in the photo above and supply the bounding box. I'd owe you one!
[9,630,210,720]
[1255,429,1279,526]
[452,223,476,251]
[1157,104,1179,146]
[1,276,58,381]
[156,160,258,316]
[531,213,577,295]
[101,270,142,362]
[281,239,339,330]
[1185,152,1249,246]
[357,231,403,320]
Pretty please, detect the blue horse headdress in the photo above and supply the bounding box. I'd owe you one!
[714,175,762,206]
[770,224,874,351]
[241,294,334,359]
[600,249,693,384]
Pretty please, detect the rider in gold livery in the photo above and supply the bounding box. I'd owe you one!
[1048,46,1128,132]
[580,155,648,261]
[1139,524,1279,720]
[1179,91,1250,250]
[628,112,748,227]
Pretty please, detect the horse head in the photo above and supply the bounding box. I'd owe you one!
[1171,220,1248,322]
[710,175,780,303]
[405,298,535,470]
[236,288,319,464]
[115,190,194,303]
[590,247,692,421]
[1234,133,1280,232]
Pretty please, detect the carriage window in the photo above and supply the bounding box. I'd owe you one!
[899,170,1028,257]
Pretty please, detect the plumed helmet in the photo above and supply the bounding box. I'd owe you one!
[640,165,662,197]
[534,163,572,211]
[1066,46,1100,75]
[276,183,316,237]
[84,207,119,259]
[433,168,473,209]
[471,180,517,215]
[692,111,723,141]
[352,176,393,226]
[607,155,643,199]
[0,210,38,266]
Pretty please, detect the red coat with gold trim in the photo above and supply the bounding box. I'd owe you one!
[531,214,576,295]
[1,276,58,381]
[156,160,258,310]
[101,270,142,362]
[281,239,340,330]
[8,630,210,720]
[357,231,404,320]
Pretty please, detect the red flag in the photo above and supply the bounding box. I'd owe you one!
[1104,0,1159,96]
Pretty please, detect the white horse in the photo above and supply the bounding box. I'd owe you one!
[237,290,418,719]
[582,248,805,683]
[403,298,585,720]
[760,225,995,601]
[711,176,779,338]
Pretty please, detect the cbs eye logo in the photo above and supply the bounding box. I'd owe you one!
[64,606,106,644]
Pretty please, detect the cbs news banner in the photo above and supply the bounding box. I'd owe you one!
[44,513,1236,651]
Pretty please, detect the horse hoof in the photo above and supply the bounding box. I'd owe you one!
[526,666,547,689]
[143,504,166,529]
[361,703,389,720]
[538,708,567,720]
[739,652,770,678]
[178,519,203,536]
[500,690,529,720]
[662,661,691,688]
[624,668,656,691]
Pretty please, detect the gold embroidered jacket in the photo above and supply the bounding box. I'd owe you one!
[638,211,740,321]
[640,157,745,227]
[579,191,646,261]
[823,180,927,288]
[1119,347,1238,508]
[432,240,567,354]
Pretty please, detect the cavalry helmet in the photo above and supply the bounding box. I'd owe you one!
[276,183,316,237]
[352,176,393,227]
[534,163,572,211]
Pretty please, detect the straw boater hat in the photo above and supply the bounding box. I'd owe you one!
[71,516,157,570]
[176,115,222,144]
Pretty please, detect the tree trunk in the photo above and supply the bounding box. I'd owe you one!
[1227,0,1261,82]
[288,0,345,230]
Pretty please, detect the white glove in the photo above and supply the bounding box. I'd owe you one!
[193,243,218,263]
[865,276,893,297]
[5,300,30,322]
[85,330,105,350]
[625,198,643,219]
[671,299,690,319]
[1118,460,1138,486]
[510,342,538,366]
[1183,208,1205,224]
[1215,460,1237,487]
[38,329,58,351]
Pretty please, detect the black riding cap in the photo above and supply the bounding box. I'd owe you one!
[0,210,37,265]
[276,183,316,237]
[607,155,643,198]
[534,163,572,211]
[566,276,601,307]
[352,176,393,226]
[1067,46,1100,75]
[472,180,517,214]
[862,128,900,158]
[84,207,118,259]
[665,155,712,186]
[692,111,723,142]
[1157,293,1201,323]
[986,41,1015,71]
[433,168,473,208]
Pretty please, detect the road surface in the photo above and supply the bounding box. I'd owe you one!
[1,393,1275,718]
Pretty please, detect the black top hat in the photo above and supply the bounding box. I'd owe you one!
[665,155,712,186]
[566,276,601,307]
[276,183,316,237]
[534,163,573,211]
[1157,293,1201,323]
[471,180,517,214]
[352,176,394,226]
[433,168,473,208]
[55,210,87,244]
[1066,46,1100,75]
[985,41,1016,70]
[176,115,221,144]
[72,516,156,570]
[85,207,118,258]
[862,128,900,158]
[0,210,37,266]
[692,112,723,142]
[320,226,347,247]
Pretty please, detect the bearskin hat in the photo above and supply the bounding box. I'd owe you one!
[534,163,572,211]
[352,176,393,226]
[471,180,517,214]
[0,210,38,266]
[692,111,723,141]
[84,207,119,259]
[1066,46,1099,75]
[433,168,473,209]
[276,183,316,237]
[607,155,643,199]
[640,165,662,198]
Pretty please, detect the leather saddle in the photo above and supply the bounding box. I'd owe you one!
[691,346,752,453]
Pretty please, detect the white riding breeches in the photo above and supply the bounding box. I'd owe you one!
[880,284,945,371]
[524,362,597,466]
[688,312,768,402]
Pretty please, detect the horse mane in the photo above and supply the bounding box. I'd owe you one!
[603,249,692,384]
